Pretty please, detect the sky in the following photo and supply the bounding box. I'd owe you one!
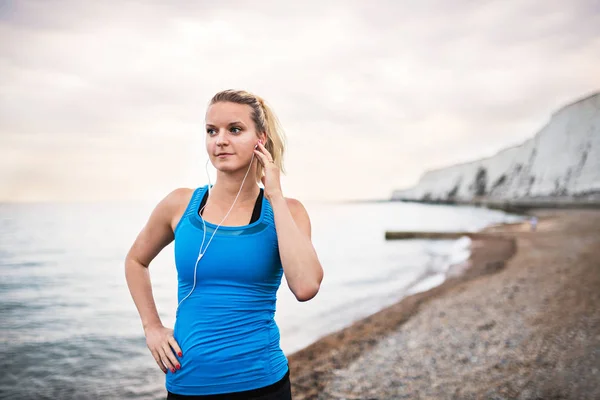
[1,0,599,202]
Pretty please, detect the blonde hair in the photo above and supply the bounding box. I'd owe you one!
[209,89,286,182]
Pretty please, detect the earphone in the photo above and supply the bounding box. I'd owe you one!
[176,140,262,312]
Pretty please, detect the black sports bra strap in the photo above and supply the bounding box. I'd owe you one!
[198,188,264,224]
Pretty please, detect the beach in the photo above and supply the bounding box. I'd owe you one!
[288,209,600,399]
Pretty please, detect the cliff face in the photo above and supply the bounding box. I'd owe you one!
[392,92,600,202]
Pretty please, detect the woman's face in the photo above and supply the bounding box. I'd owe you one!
[205,102,263,172]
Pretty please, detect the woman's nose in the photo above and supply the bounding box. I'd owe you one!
[215,131,227,146]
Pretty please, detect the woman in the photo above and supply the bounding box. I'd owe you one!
[125,89,323,399]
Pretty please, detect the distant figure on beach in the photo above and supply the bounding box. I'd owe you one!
[125,89,323,399]
[530,216,538,232]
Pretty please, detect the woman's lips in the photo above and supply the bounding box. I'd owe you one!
[216,153,233,158]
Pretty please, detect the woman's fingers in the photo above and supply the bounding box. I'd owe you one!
[256,142,274,162]
[169,336,183,358]
[253,149,268,166]
[158,346,176,373]
[151,349,167,373]
[145,325,180,374]
[162,341,181,372]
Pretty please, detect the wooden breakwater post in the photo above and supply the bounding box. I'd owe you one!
[384,231,497,240]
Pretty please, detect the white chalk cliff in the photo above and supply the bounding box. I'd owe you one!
[392,92,600,202]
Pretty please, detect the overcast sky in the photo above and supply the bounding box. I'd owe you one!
[1,0,599,202]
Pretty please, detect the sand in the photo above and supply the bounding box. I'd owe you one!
[288,210,600,399]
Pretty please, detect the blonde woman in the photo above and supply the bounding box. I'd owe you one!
[125,90,323,399]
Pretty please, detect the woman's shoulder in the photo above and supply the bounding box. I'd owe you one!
[282,197,312,238]
[163,187,196,208]
[155,187,208,232]
[284,197,312,228]
[284,197,306,213]
[152,188,197,227]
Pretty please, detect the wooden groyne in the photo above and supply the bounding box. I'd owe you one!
[384,231,497,240]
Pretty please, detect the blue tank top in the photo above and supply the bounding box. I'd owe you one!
[166,185,289,395]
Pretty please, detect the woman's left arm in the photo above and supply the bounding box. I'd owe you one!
[253,141,323,301]
[269,194,323,301]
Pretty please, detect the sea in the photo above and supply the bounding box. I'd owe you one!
[0,200,523,399]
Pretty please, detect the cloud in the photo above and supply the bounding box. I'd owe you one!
[1,0,599,201]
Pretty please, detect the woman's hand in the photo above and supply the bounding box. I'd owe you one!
[144,323,182,374]
[254,142,283,200]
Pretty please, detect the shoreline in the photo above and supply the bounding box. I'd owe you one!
[288,218,519,398]
[288,209,600,399]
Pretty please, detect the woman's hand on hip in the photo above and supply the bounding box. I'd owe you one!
[254,142,283,200]
[144,323,182,374]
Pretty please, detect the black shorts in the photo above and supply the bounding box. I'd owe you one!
[166,369,292,400]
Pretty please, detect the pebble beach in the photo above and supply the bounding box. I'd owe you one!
[288,209,600,399]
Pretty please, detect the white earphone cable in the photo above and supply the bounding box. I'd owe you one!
[176,150,257,311]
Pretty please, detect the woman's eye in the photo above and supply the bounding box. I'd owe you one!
[230,127,241,134]
[207,128,216,135]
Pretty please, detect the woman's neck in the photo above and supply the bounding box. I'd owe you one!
[210,172,260,205]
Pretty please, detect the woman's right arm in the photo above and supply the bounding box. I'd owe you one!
[124,188,192,374]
